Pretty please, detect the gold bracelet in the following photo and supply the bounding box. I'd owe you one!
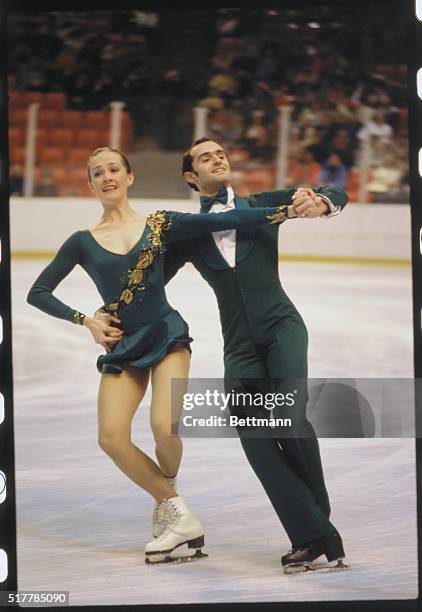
[266,205,289,225]
[73,310,86,326]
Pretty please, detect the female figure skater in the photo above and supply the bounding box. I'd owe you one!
[27,147,291,564]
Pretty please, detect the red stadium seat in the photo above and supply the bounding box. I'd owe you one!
[65,167,91,184]
[66,148,92,165]
[81,111,110,128]
[44,92,67,107]
[121,112,134,150]
[49,128,77,148]
[23,91,45,105]
[8,126,25,147]
[63,166,98,197]
[50,166,69,182]
[60,110,84,129]
[57,174,93,197]
[121,112,133,128]
[37,146,66,166]
[9,145,26,165]
[9,108,28,127]
[76,129,108,149]
[38,109,62,126]
[34,165,69,184]
[8,90,27,109]
[36,127,49,147]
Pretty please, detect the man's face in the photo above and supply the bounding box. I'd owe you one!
[187,140,231,193]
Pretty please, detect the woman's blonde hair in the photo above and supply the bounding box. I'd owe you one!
[87,147,132,183]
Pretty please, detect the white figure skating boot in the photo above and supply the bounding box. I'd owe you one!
[152,476,177,538]
[145,495,207,564]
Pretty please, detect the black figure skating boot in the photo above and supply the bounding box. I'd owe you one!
[281,530,348,574]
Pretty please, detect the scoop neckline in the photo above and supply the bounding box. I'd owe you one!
[85,221,148,256]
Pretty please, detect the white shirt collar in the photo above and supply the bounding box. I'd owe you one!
[226,185,235,206]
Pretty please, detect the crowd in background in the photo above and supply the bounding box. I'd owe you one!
[7,7,409,202]
[8,11,160,105]
[200,8,408,202]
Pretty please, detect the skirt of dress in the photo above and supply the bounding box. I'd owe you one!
[96,309,193,374]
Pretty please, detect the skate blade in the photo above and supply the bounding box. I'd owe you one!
[145,549,208,565]
[283,559,348,575]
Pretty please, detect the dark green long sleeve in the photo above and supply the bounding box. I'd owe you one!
[248,184,348,210]
[166,206,287,241]
[27,231,82,323]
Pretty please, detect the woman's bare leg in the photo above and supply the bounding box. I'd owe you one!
[150,344,190,478]
[97,365,176,502]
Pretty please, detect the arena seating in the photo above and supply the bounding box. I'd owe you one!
[8,88,134,197]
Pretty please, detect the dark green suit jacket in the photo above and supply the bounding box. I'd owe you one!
[164,185,348,356]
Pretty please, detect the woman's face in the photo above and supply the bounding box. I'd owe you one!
[88,151,133,201]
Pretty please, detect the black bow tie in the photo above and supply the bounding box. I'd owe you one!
[200,185,229,212]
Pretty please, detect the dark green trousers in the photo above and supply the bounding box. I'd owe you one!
[224,314,336,549]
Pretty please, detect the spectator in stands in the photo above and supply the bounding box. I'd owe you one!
[256,47,279,82]
[130,10,161,54]
[34,168,58,197]
[328,128,357,169]
[197,94,225,111]
[36,21,63,60]
[367,152,404,202]
[298,99,326,141]
[244,110,274,161]
[121,61,151,95]
[357,109,393,147]
[9,163,24,197]
[208,71,238,99]
[212,37,240,72]
[15,56,48,91]
[318,153,348,189]
[287,148,322,188]
[208,109,243,146]
[76,33,105,66]
[215,9,242,37]
[244,80,275,122]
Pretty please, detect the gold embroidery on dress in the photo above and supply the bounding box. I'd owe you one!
[145,210,172,250]
[120,288,134,304]
[73,310,86,325]
[106,211,173,313]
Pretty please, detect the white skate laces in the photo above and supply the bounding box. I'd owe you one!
[152,476,177,538]
[153,498,182,544]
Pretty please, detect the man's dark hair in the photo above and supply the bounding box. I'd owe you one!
[182,137,222,191]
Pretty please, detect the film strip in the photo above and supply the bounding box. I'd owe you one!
[411,0,422,599]
[0,0,17,595]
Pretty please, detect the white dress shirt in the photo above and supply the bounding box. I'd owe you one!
[209,185,339,268]
[209,185,237,268]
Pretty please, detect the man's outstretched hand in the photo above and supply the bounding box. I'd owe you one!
[292,188,329,218]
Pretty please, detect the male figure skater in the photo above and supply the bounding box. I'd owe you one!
[97,138,349,573]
